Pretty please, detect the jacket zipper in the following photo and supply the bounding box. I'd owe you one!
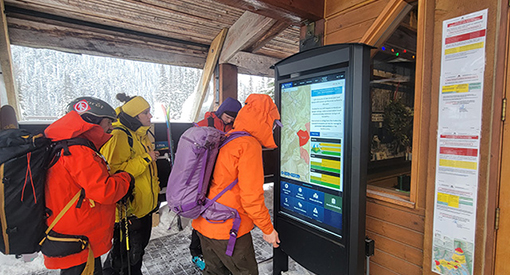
[138,134,156,210]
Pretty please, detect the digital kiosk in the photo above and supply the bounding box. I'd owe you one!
[273,44,371,275]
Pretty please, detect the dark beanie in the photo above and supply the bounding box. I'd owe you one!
[215,97,242,118]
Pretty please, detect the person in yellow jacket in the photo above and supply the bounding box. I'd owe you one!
[192,94,281,274]
[100,93,160,275]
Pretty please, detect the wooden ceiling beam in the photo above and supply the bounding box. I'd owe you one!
[245,20,292,53]
[0,0,18,116]
[212,0,323,24]
[219,11,276,64]
[229,51,279,77]
[7,16,207,68]
[359,0,413,55]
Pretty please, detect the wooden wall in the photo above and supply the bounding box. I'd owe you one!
[325,0,508,274]
[324,0,426,274]
[325,0,390,44]
[422,1,507,274]
[366,199,424,274]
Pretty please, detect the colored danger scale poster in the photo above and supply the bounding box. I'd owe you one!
[279,72,346,236]
[432,9,487,275]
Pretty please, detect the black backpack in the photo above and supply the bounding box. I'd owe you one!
[0,128,96,255]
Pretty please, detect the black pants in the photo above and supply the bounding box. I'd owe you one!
[103,214,152,275]
[190,229,203,257]
[197,231,258,275]
[61,257,102,275]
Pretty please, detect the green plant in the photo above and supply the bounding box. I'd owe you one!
[383,100,413,152]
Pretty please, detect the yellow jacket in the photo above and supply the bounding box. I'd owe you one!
[101,123,160,220]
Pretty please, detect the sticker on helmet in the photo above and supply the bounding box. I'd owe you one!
[74,100,91,114]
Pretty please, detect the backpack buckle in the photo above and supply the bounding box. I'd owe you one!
[229,229,237,237]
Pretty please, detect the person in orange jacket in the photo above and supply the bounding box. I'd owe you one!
[191,97,242,270]
[42,97,133,275]
[192,94,281,274]
[195,97,242,132]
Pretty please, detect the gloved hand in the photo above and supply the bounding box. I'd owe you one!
[117,171,134,204]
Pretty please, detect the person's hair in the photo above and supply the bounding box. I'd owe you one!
[116,93,135,103]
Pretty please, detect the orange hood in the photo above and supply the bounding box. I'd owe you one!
[44,111,112,150]
[232,94,280,149]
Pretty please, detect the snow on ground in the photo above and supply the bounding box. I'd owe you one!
[0,183,314,275]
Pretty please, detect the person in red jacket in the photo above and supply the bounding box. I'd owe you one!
[195,97,242,132]
[191,97,242,270]
[42,97,133,275]
[192,94,281,274]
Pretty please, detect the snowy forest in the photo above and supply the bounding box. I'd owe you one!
[10,45,274,122]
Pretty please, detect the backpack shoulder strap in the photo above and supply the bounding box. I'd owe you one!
[220,131,251,149]
[48,137,97,168]
[207,116,215,128]
[113,127,133,148]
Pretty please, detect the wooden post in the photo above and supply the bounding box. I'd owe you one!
[191,28,228,122]
[217,63,238,104]
[0,0,19,117]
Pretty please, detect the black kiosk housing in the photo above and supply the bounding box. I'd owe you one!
[273,44,371,275]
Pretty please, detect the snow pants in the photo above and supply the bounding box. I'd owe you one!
[197,231,258,275]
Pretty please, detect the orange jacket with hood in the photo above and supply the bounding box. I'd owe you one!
[43,111,131,269]
[192,94,280,240]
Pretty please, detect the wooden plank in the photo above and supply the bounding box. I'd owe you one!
[246,20,292,53]
[366,216,423,249]
[219,11,276,64]
[0,0,18,117]
[360,0,412,49]
[7,17,207,68]
[411,0,435,213]
[213,0,324,23]
[367,201,425,232]
[367,231,423,266]
[325,0,389,31]
[370,261,399,275]
[191,28,228,122]
[325,0,378,18]
[229,51,279,77]
[370,248,422,274]
[5,0,240,44]
[325,19,374,45]
[487,1,508,274]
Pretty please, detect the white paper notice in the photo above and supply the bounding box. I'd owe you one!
[432,9,487,275]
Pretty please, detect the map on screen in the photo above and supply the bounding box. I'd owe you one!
[280,73,346,192]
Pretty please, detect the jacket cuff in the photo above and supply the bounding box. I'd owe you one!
[259,223,274,235]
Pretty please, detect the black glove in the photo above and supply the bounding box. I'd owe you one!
[117,171,134,204]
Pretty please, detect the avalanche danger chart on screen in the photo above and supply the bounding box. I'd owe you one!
[279,73,346,235]
[280,73,345,191]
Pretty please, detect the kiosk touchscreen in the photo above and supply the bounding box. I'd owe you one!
[279,72,346,237]
[273,44,371,275]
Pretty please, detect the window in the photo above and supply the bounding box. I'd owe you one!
[367,7,418,201]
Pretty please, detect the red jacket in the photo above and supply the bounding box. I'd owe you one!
[43,111,131,269]
[193,94,280,240]
[196,112,233,132]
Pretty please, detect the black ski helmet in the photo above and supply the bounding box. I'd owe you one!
[66,97,117,124]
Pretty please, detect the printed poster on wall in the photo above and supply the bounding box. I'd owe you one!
[432,9,487,275]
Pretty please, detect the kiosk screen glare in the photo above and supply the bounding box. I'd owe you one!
[280,72,345,237]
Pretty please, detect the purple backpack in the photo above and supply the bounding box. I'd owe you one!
[166,126,249,256]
